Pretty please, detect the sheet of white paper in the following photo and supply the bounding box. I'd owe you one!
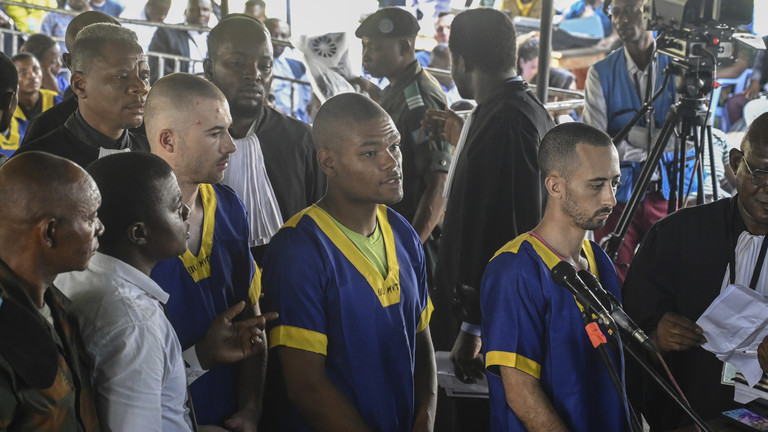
[697,284,768,387]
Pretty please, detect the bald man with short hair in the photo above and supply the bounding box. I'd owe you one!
[146,72,267,429]
[0,151,102,431]
[263,92,436,432]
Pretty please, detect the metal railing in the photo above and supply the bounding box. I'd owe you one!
[425,66,585,112]
[0,0,582,115]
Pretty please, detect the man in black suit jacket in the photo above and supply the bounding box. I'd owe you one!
[17,23,149,168]
[148,0,212,83]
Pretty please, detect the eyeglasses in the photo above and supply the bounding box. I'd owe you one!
[739,151,768,188]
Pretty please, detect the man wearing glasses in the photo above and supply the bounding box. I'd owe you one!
[622,112,768,429]
[583,0,678,282]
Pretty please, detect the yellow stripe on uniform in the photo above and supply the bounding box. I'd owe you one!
[485,351,542,379]
[417,296,434,333]
[269,325,328,355]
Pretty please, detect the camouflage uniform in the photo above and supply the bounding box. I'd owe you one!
[0,259,99,432]
[380,60,450,289]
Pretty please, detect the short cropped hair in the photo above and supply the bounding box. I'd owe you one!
[70,23,140,73]
[20,33,57,62]
[538,122,614,179]
[0,52,18,94]
[312,93,390,150]
[65,11,119,52]
[245,0,266,8]
[11,52,36,64]
[208,16,269,59]
[450,8,517,74]
[86,152,175,247]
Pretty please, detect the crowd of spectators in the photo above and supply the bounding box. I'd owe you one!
[1,1,768,432]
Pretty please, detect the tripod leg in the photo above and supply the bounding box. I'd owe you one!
[694,126,705,206]
[707,125,719,200]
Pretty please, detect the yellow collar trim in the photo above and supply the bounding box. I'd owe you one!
[307,205,402,307]
[180,184,216,282]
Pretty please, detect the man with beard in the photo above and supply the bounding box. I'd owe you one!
[481,122,624,431]
[147,73,265,430]
[204,16,325,263]
[262,93,436,432]
[17,23,149,168]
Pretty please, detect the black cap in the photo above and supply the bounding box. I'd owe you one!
[355,7,419,39]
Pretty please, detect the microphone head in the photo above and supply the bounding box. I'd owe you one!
[577,268,600,290]
[551,261,578,287]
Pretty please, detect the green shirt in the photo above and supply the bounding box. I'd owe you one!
[320,208,388,278]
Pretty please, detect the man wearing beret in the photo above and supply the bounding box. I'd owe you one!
[354,7,449,289]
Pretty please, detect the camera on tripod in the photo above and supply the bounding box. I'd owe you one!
[644,0,754,98]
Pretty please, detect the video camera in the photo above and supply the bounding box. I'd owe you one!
[642,0,755,97]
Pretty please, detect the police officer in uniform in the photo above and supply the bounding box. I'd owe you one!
[354,7,449,288]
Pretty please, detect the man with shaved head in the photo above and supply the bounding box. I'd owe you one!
[263,92,436,432]
[21,11,120,146]
[17,23,149,168]
[146,72,267,429]
[481,122,624,431]
[205,16,325,264]
[622,112,768,428]
[0,151,102,430]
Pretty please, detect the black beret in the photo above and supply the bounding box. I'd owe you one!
[355,7,419,39]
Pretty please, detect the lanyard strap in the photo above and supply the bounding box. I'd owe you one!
[728,233,768,290]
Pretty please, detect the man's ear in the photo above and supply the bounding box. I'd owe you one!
[203,58,213,81]
[127,222,148,246]
[157,129,176,154]
[730,148,743,175]
[545,173,565,199]
[456,54,471,74]
[70,72,87,100]
[40,218,57,248]
[316,148,336,177]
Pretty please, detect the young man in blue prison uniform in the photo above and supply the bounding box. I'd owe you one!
[481,122,626,432]
[263,93,437,432]
[145,73,267,430]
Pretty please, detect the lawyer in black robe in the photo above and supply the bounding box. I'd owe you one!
[623,197,743,429]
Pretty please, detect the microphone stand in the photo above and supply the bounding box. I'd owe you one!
[579,310,643,432]
[618,340,714,432]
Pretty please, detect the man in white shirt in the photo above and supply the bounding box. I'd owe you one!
[57,151,270,431]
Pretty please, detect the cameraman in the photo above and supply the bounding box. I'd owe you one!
[584,0,678,283]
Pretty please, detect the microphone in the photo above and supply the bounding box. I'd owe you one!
[551,261,617,333]
[577,269,659,355]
